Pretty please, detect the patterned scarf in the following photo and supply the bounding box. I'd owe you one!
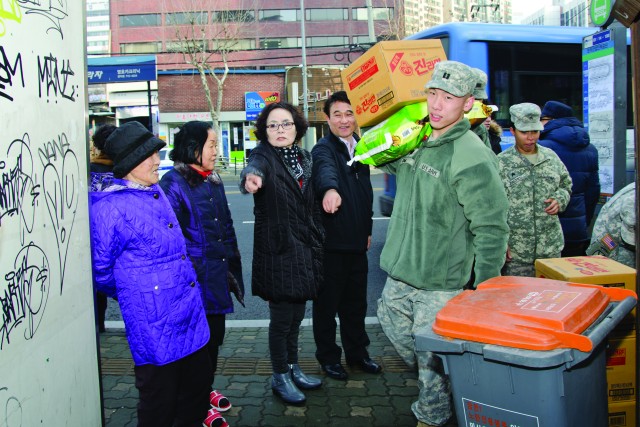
[276,145,303,180]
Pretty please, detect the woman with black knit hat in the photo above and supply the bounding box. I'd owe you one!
[90,121,213,427]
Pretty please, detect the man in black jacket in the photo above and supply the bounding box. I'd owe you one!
[311,91,379,380]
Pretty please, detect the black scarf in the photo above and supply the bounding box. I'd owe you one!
[276,145,303,180]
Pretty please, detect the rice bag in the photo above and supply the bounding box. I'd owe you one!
[465,100,493,126]
[348,102,431,166]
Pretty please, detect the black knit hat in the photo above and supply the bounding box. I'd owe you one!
[540,101,573,119]
[104,122,166,178]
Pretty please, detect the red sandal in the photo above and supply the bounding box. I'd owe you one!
[203,408,229,427]
[209,390,232,412]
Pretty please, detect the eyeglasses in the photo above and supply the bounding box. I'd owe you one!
[266,122,294,131]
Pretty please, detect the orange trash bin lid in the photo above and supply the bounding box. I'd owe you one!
[432,276,637,352]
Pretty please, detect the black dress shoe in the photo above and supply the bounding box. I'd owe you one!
[348,357,382,374]
[321,363,348,380]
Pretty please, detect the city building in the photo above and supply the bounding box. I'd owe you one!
[91,0,513,157]
[519,0,591,26]
[103,0,402,156]
[86,0,111,55]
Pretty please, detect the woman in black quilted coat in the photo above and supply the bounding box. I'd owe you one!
[240,102,324,405]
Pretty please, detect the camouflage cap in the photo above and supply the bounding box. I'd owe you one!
[471,68,488,100]
[620,195,635,245]
[509,103,544,132]
[425,60,475,97]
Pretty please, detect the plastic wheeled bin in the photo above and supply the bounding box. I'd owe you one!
[414,276,637,427]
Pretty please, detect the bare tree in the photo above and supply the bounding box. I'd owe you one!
[163,0,256,154]
[378,0,409,40]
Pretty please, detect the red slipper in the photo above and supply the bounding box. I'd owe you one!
[209,390,232,412]
[203,408,229,427]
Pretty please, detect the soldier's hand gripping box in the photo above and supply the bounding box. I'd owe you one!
[341,40,446,128]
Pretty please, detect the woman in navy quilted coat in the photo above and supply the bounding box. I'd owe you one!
[539,101,600,256]
[160,121,244,427]
[90,121,212,427]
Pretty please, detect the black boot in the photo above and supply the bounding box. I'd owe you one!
[289,363,322,390]
[271,372,306,405]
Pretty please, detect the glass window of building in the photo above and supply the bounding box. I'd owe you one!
[307,36,349,47]
[166,40,207,52]
[119,14,161,27]
[87,9,109,17]
[352,7,393,21]
[258,9,299,21]
[120,42,162,54]
[213,10,255,23]
[212,38,256,51]
[166,12,208,25]
[259,37,301,49]
[306,8,348,21]
[352,35,388,44]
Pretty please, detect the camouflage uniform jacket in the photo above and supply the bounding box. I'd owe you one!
[586,183,635,268]
[380,119,509,291]
[498,145,572,265]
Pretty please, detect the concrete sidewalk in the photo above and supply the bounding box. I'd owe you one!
[99,323,457,427]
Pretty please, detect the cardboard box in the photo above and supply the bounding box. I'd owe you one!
[535,256,637,330]
[608,400,636,427]
[341,40,446,128]
[607,336,637,405]
[535,256,636,290]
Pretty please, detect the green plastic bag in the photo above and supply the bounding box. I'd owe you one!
[348,102,431,166]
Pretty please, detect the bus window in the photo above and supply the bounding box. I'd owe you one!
[487,42,583,126]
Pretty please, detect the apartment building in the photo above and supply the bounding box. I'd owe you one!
[520,0,591,26]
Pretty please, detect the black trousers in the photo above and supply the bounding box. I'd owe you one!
[206,314,226,378]
[312,251,370,365]
[96,291,108,332]
[268,300,306,373]
[561,241,588,257]
[134,347,213,427]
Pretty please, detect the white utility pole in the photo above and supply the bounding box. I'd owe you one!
[300,0,314,150]
[366,0,376,43]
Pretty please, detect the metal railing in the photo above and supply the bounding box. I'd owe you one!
[215,157,246,175]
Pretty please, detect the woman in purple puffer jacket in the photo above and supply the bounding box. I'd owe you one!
[90,121,212,427]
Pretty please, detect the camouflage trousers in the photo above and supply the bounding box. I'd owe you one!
[377,276,462,426]
[502,261,536,277]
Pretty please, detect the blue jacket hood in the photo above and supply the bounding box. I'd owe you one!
[540,117,590,150]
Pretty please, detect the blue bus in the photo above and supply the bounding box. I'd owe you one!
[379,22,632,216]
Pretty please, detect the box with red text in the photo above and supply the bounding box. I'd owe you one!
[341,40,446,127]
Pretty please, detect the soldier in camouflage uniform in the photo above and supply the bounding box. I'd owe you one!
[469,68,492,150]
[377,61,509,427]
[498,103,573,277]
[587,182,636,268]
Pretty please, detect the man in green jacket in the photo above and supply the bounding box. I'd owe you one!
[498,103,572,277]
[377,61,509,427]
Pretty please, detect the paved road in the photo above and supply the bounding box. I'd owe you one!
[106,172,391,324]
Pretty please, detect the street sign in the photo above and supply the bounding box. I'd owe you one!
[88,55,157,84]
[245,91,280,121]
[590,0,615,27]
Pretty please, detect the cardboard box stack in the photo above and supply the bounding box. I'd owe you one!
[535,256,637,427]
[341,40,446,128]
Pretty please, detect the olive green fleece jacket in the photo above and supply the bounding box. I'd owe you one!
[380,119,509,290]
